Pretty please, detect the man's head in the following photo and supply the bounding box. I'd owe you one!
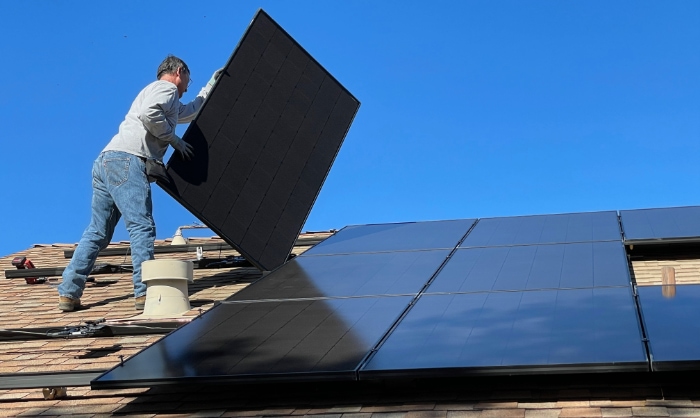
[157,55,190,98]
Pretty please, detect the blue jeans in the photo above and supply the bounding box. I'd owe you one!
[59,151,155,300]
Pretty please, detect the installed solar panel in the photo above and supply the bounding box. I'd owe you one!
[461,211,621,248]
[159,9,360,271]
[361,288,647,377]
[303,219,476,256]
[427,241,630,293]
[620,206,700,244]
[637,284,700,371]
[93,296,413,387]
[230,250,451,300]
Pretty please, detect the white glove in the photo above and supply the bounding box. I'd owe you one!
[172,136,194,160]
[208,68,224,87]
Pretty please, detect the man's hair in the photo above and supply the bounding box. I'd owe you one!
[156,55,189,79]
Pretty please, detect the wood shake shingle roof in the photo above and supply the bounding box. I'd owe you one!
[2,234,700,417]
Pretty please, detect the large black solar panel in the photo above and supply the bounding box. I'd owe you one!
[461,211,621,248]
[303,219,476,256]
[159,9,360,271]
[620,206,700,244]
[427,241,630,293]
[361,288,647,377]
[230,250,451,301]
[93,296,412,387]
[637,284,700,371]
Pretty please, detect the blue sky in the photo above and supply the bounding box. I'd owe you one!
[1,1,698,258]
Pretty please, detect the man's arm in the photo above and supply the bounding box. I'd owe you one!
[138,83,180,142]
[177,69,225,123]
[138,82,193,159]
[177,92,207,124]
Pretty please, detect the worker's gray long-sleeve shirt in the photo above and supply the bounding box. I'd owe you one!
[103,80,211,160]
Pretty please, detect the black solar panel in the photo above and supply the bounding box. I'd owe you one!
[159,9,360,271]
[303,219,476,256]
[230,250,451,300]
[427,241,630,293]
[361,288,647,377]
[620,206,700,244]
[92,296,413,387]
[461,211,621,248]
[637,284,700,371]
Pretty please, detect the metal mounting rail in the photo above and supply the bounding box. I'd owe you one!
[62,236,326,258]
[4,263,132,279]
[0,320,183,341]
[4,256,263,279]
[0,370,107,389]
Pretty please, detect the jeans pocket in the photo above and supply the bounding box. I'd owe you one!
[103,158,130,187]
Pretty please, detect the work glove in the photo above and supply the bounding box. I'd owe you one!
[208,68,224,87]
[172,136,194,160]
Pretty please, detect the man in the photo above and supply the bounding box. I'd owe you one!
[58,55,222,312]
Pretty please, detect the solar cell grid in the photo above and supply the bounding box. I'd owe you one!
[93,296,413,387]
[637,284,700,371]
[160,10,360,271]
[620,206,700,243]
[303,219,476,256]
[461,211,621,248]
[360,288,647,377]
[229,249,451,301]
[427,241,630,293]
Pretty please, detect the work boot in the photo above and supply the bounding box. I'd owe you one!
[58,296,81,312]
[134,296,146,311]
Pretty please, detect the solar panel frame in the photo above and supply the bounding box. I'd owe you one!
[426,241,631,294]
[229,249,452,301]
[302,219,476,256]
[620,206,700,244]
[461,211,622,248]
[92,295,414,388]
[158,9,360,271]
[360,288,648,378]
[636,284,700,371]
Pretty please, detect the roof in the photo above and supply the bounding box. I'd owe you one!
[2,233,700,416]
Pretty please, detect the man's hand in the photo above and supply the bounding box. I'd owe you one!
[172,136,194,160]
[208,68,224,87]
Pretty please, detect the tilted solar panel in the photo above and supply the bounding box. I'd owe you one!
[159,9,360,271]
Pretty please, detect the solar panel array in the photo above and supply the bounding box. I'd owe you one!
[100,206,700,388]
[159,9,360,271]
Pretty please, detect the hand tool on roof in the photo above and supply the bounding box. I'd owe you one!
[11,257,45,284]
[6,259,110,281]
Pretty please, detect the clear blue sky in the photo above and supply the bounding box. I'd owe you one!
[1,1,698,258]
